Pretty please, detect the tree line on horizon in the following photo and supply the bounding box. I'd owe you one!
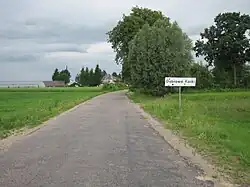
[75,64,105,86]
[52,64,120,86]
[107,6,250,96]
[52,67,71,84]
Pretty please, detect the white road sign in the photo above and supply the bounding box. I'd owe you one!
[165,77,196,87]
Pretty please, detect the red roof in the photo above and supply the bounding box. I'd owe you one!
[43,81,65,87]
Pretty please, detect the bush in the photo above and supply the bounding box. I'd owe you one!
[102,82,128,91]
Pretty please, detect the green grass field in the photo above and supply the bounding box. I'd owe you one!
[129,91,250,183]
[0,87,105,139]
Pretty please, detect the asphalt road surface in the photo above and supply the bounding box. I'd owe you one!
[0,91,213,187]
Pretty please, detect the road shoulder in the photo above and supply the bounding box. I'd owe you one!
[127,94,235,187]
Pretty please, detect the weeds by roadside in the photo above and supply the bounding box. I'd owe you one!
[129,91,250,184]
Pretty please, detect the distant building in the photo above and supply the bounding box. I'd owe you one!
[101,74,116,84]
[42,81,65,87]
[0,81,66,88]
[0,81,45,88]
[67,80,81,87]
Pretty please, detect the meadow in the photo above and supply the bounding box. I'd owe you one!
[129,91,250,183]
[0,87,105,138]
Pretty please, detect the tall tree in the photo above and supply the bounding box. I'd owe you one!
[51,68,71,84]
[107,6,166,81]
[59,68,71,84]
[194,12,250,86]
[52,68,60,81]
[241,63,250,88]
[94,64,102,86]
[128,18,193,96]
[79,67,86,86]
[85,67,90,86]
[76,65,105,87]
[89,68,94,86]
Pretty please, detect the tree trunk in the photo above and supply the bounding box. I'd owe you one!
[233,64,237,86]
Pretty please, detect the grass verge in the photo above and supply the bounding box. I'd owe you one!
[129,91,250,184]
[0,87,106,139]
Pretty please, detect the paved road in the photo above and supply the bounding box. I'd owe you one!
[0,91,213,187]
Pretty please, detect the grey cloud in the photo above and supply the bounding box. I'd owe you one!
[0,41,88,64]
[0,54,39,63]
[1,0,250,81]
[1,41,88,54]
[43,44,88,53]
[0,19,111,44]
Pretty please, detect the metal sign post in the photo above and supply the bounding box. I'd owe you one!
[179,86,182,115]
[165,77,196,115]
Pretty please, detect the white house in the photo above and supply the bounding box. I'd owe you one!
[67,80,80,87]
[101,74,116,84]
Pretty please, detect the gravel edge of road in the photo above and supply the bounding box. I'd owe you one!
[127,94,236,187]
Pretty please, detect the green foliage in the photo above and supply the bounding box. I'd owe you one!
[76,64,104,87]
[194,12,250,86]
[85,67,90,85]
[189,62,213,89]
[102,82,128,91]
[212,67,234,88]
[130,91,250,183]
[51,67,71,84]
[89,68,94,86]
[128,19,193,96]
[52,68,60,81]
[107,6,166,80]
[0,88,105,138]
[102,83,119,91]
[240,64,250,88]
[94,64,102,86]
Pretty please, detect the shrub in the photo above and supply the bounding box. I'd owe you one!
[102,82,128,91]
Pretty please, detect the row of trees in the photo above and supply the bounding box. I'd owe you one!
[193,12,250,88]
[107,7,193,96]
[189,62,250,89]
[107,7,250,96]
[51,64,121,86]
[75,64,106,86]
[52,67,71,84]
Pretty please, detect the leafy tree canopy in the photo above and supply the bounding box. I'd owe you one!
[128,18,193,96]
[51,67,71,84]
[52,68,60,81]
[75,64,106,87]
[194,12,250,85]
[107,6,166,64]
[107,6,167,82]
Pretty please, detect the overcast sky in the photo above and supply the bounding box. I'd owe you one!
[0,0,250,81]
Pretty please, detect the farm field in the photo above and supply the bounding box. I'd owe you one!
[0,87,105,139]
[129,91,250,183]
